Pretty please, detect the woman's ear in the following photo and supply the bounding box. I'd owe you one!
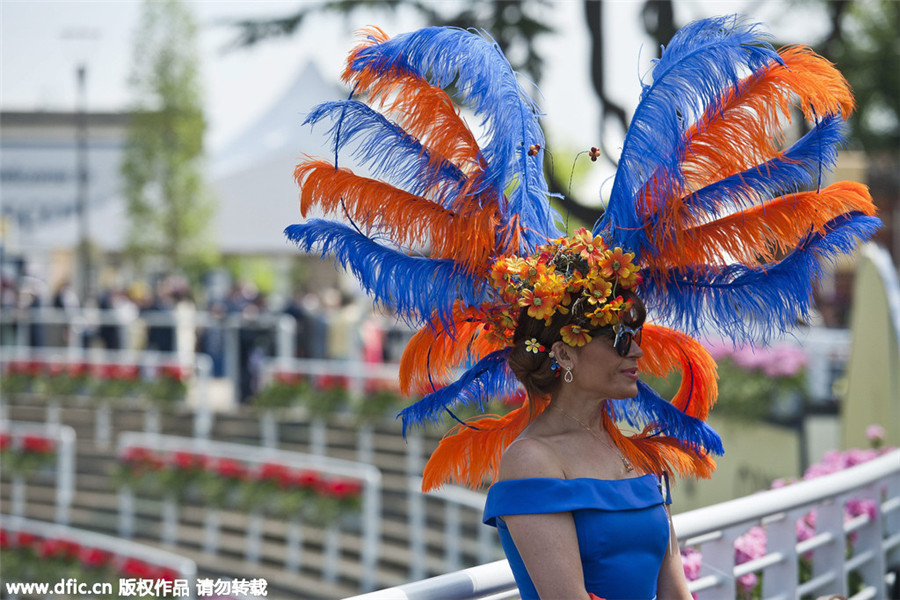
[551,341,577,369]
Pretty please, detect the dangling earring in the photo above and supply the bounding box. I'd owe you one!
[564,367,573,383]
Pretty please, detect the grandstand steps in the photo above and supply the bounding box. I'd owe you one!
[2,398,494,597]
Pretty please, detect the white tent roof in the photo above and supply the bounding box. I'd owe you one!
[209,60,339,254]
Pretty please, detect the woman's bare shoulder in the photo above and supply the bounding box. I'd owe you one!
[498,435,566,481]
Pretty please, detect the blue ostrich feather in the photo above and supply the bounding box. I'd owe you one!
[397,348,517,435]
[640,213,882,343]
[304,100,468,207]
[601,15,780,257]
[347,27,561,251]
[284,220,485,329]
[608,381,724,455]
[674,115,846,225]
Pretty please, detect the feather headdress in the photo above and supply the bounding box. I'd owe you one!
[287,17,879,490]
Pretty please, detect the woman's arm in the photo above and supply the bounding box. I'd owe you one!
[504,511,592,600]
[656,514,692,599]
[498,437,592,600]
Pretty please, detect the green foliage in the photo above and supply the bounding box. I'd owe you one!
[827,0,900,152]
[642,358,806,422]
[353,387,403,425]
[121,0,217,276]
[253,374,309,410]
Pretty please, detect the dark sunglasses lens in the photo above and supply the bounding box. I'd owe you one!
[615,332,631,356]
[614,327,641,356]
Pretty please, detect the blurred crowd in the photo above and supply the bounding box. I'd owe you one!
[1,272,411,404]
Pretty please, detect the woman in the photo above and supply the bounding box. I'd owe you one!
[485,293,692,599]
[288,16,878,598]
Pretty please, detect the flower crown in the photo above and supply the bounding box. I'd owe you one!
[483,228,641,348]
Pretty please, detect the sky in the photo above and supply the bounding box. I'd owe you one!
[0,0,834,196]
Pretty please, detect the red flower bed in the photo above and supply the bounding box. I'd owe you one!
[114,447,365,522]
[0,527,184,586]
[22,434,55,455]
[0,432,57,476]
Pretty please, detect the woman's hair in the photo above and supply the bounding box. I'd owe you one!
[507,289,646,404]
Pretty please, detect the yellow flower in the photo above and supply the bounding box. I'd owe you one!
[506,256,529,276]
[560,324,592,347]
[585,277,612,305]
[525,338,546,354]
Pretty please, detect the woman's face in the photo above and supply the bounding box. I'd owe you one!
[559,330,643,399]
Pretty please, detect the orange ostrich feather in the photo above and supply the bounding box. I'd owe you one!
[653,181,876,269]
[295,161,500,273]
[341,27,484,184]
[642,46,856,238]
[680,46,854,195]
[637,324,718,420]
[603,409,716,480]
[422,395,550,491]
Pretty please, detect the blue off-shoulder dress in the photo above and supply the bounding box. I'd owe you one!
[483,474,670,600]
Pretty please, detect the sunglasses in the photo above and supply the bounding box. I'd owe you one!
[612,324,642,357]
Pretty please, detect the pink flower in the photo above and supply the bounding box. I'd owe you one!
[845,498,877,521]
[734,526,766,593]
[734,526,767,565]
[866,424,885,446]
[680,547,702,581]
[737,572,758,594]
[762,345,808,377]
[795,510,817,543]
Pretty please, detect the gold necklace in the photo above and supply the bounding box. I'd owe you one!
[551,405,635,473]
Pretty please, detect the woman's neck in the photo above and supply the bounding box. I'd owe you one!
[548,393,607,430]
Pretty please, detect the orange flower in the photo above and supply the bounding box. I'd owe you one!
[519,288,556,321]
[567,227,607,263]
[599,247,637,280]
[560,324,592,347]
[586,296,634,327]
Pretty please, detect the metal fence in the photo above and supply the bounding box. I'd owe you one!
[344,448,900,600]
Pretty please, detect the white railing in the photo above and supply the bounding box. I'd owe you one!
[258,357,402,451]
[0,306,298,403]
[115,432,382,592]
[0,346,214,441]
[408,477,497,577]
[0,420,75,525]
[345,449,900,600]
[0,514,197,599]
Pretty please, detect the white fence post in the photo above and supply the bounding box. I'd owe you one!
[407,433,426,582]
[203,509,220,555]
[285,519,304,572]
[161,494,178,546]
[119,487,135,539]
[0,421,76,525]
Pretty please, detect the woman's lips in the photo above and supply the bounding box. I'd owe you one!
[621,367,639,380]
